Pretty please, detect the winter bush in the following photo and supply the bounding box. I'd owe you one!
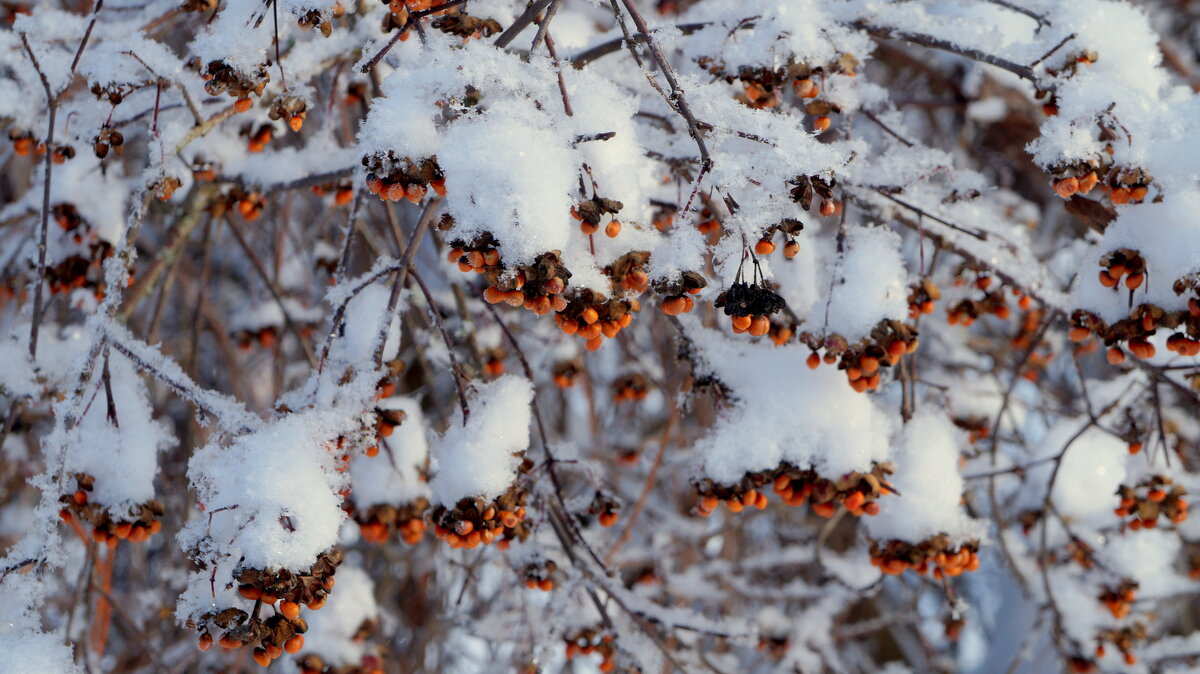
[2,0,1200,672]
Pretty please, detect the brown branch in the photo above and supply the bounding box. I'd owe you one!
[223,215,318,368]
[20,33,56,360]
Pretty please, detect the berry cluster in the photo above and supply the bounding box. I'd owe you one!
[715,280,785,337]
[364,154,445,203]
[611,373,650,403]
[869,536,982,578]
[242,123,275,153]
[58,473,164,544]
[269,94,309,132]
[552,358,582,389]
[192,549,342,667]
[197,59,270,112]
[8,128,74,162]
[945,270,1029,325]
[431,488,532,550]
[803,319,919,393]
[1099,580,1138,619]
[584,491,620,528]
[655,270,706,316]
[787,173,840,216]
[1115,477,1188,529]
[906,279,941,318]
[465,237,571,315]
[208,186,268,222]
[563,628,617,672]
[520,559,558,591]
[311,180,355,208]
[296,3,345,38]
[693,462,894,518]
[1071,622,1147,670]
[354,500,429,545]
[555,290,639,352]
[92,126,125,159]
[752,218,805,259]
[572,195,624,239]
[1072,259,1200,364]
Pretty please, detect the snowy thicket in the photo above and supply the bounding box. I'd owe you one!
[2,0,1200,672]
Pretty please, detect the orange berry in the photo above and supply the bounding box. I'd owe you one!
[198,633,213,651]
[605,219,621,238]
[220,636,242,649]
[252,649,271,667]
[1106,346,1125,365]
[73,490,87,505]
[793,78,818,98]
[581,221,599,235]
[747,315,769,336]
[754,239,775,255]
[1128,442,1142,455]
[813,115,831,132]
[1125,272,1144,290]
[599,512,618,527]
[234,98,253,113]
[280,600,300,621]
[806,352,820,369]
[1111,187,1131,204]
[1069,327,1091,342]
[1077,172,1099,194]
[784,240,800,258]
[731,315,752,331]
[1053,176,1078,199]
[288,115,304,132]
[819,200,837,217]
[812,502,836,518]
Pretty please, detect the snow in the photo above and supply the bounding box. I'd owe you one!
[60,352,172,511]
[349,396,430,508]
[299,565,379,667]
[687,325,893,485]
[429,375,533,505]
[866,412,984,544]
[824,225,909,340]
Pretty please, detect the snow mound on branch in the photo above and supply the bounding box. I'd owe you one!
[300,565,379,667]
[359,37,660,291]
[1073,188,1200,323]
[824,226,909,340]
[350,396,430,508]
[429,375,532,506]
[0,631,81,674]
[182,409,354,571]
[865,412,984,544]
[677,0,872,73]
[688,327,893,485]
[61,353,173,511]
[437,98,576,264]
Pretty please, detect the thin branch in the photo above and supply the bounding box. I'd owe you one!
[20,33,56,360]
[494,0,555,49]
[223,215,318,368]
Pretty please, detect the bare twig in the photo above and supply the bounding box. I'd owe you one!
[20,33,57,360]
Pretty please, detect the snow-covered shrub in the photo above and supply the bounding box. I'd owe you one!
[2,0,1200,672]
